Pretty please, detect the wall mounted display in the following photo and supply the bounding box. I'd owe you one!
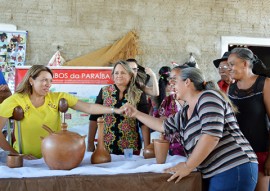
[0,30,28,92]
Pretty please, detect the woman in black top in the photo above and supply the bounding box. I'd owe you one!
[228,47,270,191]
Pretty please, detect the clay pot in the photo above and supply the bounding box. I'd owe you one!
[41,123,86,170]
[143,142,155,159]
[6,154,24,168]
[91,117,111,164]
[153,134,169,164]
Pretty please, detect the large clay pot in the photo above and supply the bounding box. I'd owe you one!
[91,117,111,164]
[41,123,86,170]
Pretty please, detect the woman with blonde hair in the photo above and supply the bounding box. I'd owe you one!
[88,60,149,155]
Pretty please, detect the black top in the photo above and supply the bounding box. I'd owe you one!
[89,84,149,154]
[228,76,269,152]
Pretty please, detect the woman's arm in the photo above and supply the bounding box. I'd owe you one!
[165,134,219,183]
[71,100,123,115]
[166,92,224,182]
[264,78,270,122]
[263,78,270,176]
[123,103,164,132]
[0,116,18,154]
[0,85,12,103]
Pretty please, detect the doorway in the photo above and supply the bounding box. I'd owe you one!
[222,36,270,77]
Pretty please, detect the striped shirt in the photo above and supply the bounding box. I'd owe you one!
[163,90,257,178]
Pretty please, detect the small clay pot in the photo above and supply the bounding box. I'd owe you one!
[143,143,155,159]
[153,138,169,164]
[6,154,24,168]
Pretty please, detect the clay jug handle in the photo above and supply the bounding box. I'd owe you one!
[42,124,54,134]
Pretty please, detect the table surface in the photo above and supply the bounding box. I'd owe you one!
[0,152,187,178]
[0,152,203,191]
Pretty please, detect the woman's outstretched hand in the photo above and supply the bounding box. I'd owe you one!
[164,162,193,183]
[114,107,125,115]
[121,103,138,118]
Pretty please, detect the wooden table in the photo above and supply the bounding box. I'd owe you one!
[0,172,202,191]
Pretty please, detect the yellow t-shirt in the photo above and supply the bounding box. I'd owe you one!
[0,92,78,158]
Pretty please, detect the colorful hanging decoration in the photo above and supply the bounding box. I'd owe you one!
[48,49,65,66]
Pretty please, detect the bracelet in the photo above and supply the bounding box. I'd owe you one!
[111,107,115,114]
[184,162,193,171]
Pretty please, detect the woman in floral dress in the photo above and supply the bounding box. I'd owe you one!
[88,60,149,155]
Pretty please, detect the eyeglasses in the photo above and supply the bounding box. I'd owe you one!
[132,68,139,72]
[218,65,229,70]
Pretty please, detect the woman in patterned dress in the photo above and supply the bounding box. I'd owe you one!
[88,60,149,155]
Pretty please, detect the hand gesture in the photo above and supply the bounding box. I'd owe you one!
[145,67,155,77]
[114,107,125,115]
[122,103,138,118]
[164,162,193,183]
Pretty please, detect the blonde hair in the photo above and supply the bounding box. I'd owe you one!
[112,60,142,106]
[16,65,53,95]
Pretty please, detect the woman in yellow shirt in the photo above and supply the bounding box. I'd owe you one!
[0,65,122,159]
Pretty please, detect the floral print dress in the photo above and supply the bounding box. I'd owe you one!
[90,84,149,155]
[157,94,185,156]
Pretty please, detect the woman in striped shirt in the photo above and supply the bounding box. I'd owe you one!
[123,67,258,191]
